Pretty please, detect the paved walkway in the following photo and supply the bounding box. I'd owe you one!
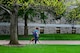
[1,40,80,45]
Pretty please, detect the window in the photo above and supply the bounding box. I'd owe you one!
[56,27,60,33]
[40,27,44,34]
[72,27,76,34]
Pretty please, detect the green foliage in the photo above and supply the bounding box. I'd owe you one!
[36,0,67,19]
[0,9,10,22]
[0,0,69,21]
[40,12,48,23]
[40,12,47,19]
[65,0,80,24]
[1,12,10,22]
[26,8,34,15]
[18,9,24,17]
[0,0,13,5]
[66,6,80,22]
[26,8,37,21]
[54,0,65,15]
[67,9,77,20]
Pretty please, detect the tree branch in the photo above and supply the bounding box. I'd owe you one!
[0,5,12,15]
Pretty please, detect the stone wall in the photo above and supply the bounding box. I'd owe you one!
[44,27,56,34]
[60,27,72,33]
[0,25,80,35]
[0,26,24,35]
[0,26,10,35]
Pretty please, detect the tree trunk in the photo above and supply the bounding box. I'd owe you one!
[24,14,28,37]
[9,5,19,45]
[9,14,19,45]
[0,1,19,45]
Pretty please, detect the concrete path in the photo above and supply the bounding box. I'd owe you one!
[1,40,80,45]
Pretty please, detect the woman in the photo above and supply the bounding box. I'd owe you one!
[32,27,39,44]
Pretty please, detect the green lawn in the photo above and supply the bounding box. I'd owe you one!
[39,34,80,40]
[1,34,80,40]
[0,45,80,53]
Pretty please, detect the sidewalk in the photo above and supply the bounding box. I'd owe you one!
[1,40,80,45]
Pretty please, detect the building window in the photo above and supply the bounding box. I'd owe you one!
[72,27,76,34]
[40,27,44,34]
[56,27,60,33]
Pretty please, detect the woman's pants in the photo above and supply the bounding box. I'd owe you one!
[34,37,38,44]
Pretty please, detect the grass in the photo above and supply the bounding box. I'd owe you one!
[39,34,80,40]
[0,44,80,53]
[1,34,80,40]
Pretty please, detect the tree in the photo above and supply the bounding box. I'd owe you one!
[23,7,48,37]
[23,8,36,37]
[65,0,80,33]
[18,0,68,37]
[0,0,70,44]
[66,0,80,25]
[18,0,37,37]
[33,0,68,19]
[19,0,49,37]
[0,0,21,45]
[0,9,10,22]
[0,0,37,44]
